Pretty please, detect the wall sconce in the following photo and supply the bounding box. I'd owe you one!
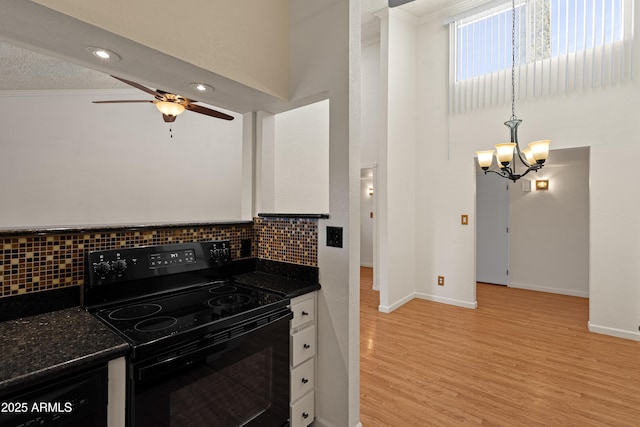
[536,180,549,191]
[368,187,374,196]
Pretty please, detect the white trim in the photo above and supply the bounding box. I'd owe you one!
[588,321,640,342]
[379,292,478,313]
[414,292,478,309]
[360,262,374,268]
[378,292,414,313]
[509,282,589,298]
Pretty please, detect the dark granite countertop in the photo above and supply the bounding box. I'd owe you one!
[0,307,129,396]
[231,258,320,298]
[234,271,320,298]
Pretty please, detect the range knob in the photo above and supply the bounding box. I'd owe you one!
[112,259,128,274]
[94,261,111,276]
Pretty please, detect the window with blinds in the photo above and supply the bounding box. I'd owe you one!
[447,0,635,114]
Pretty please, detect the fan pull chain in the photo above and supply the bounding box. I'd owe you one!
[169,123,173,139]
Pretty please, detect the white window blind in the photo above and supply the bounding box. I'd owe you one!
[447,0,635,114]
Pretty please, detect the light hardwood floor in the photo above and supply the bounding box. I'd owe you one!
[360,267,640,426]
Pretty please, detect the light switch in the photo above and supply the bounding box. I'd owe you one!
[326,226,343,248]
[461,215,469,225]
[370,212,373,219]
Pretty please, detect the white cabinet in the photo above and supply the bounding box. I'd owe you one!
[289,292,316,427]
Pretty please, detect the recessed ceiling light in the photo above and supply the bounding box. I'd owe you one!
[85,47,121,61]
[189,83,214,92]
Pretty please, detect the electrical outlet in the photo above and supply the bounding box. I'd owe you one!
[240,239,252,258]
[438,276,445,286]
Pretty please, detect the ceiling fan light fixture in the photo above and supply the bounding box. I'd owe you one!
[189,83,214,92]
[155,101,185,116]
[85,47,120,61]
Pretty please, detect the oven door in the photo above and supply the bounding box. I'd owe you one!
[129,308,292,427]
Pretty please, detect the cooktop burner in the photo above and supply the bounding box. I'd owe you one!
[109,304,163,321]
[134,316,178,332]
[94,280,286,350]
[209,284,238,294]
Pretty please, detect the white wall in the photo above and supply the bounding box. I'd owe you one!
[414,13,640,340]
[376,9,418,312]
[288,1,361,426]
[274,99,329,213]
[509,147,590,298]
[0,89,244,227]
[361,39,380,166]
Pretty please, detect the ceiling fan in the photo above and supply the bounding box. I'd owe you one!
[93,76,234,123]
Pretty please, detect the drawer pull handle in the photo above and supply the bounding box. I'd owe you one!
[303,343,311,349]
[301,311,309,316]
[302,412,309,419]
[301,377,309,384]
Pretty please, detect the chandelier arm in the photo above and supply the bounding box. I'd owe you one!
[514,142,532,167]
[519,164,543,179]
[484,169,511,179]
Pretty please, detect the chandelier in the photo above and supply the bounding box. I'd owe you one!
[475,0,550,182]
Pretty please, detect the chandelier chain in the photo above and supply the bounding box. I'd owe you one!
[511,0,516,120]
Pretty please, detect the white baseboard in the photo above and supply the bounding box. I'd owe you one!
[414,292,478,309]
[508,282,589,298]
[378,292,413,313]
[360,262,373,268]
[588,321,640,341]
[379,292,477,313]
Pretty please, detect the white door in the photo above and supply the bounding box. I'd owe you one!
[476,172,509,285]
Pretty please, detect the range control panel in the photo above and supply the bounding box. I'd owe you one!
[149,249,196,268]
[86,241,232,286]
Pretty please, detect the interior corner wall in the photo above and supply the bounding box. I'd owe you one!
[415,13,640,340]
[509,147,590,298]
[255,111,276,214]
[289,0,361,426]
[376,9,418,313]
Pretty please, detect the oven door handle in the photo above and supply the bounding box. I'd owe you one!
[135,308,292,382]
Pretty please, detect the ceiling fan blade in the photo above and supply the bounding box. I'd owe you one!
[185,103,234,121]
[110,75,160,97]
[92,100,154,104]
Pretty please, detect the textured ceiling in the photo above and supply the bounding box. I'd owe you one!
[0,0,492,92]
[0,41,126,90]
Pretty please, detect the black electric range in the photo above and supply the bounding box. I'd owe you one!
[83,241,292,427]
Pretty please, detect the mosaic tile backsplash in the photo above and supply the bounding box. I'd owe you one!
[0,218,319,299]
[254,217,318,267]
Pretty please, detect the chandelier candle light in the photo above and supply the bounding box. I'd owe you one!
[475,0,551,182]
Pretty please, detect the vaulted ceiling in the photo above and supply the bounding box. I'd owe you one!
[0,1,492,101]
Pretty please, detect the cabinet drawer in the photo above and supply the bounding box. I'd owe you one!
[291,325,315,367]
[290,391,314,427]
[290,358,314,402]
[291,298,315,329]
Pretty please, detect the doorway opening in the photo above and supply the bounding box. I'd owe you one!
[360,165,378,293]
[475,147,590,298]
